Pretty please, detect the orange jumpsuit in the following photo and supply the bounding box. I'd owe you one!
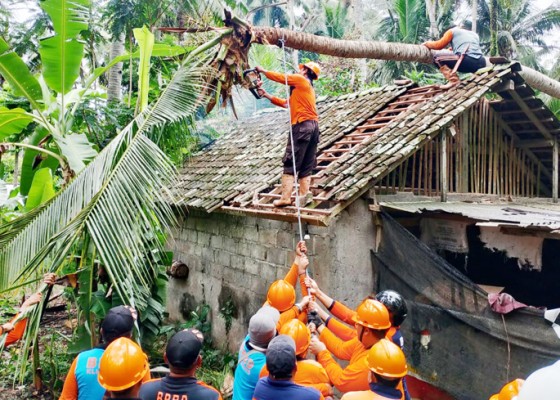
[1,315,27,347]
[327,302,400,346]
[317,328,404,398]
[341,390,399,399]
[316,327,370,393]
[264,71,318,125]
[260,359,332,397]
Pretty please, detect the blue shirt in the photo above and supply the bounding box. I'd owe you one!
[252,377,322,400]
[74,347,106,400]
[232,336,267,400]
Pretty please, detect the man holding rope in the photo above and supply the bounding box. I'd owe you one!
[255,62,321,208]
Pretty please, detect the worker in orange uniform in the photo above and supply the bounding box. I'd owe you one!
[259,319,333,398]
[308,299,397,394]
[422,20,485,88]
[489,379,524,400]
[255,62,321,208]
[306,279,407,347]
[340,339,407,400]
[1,273,56,348]
[265,241,312,328]
[98,337,150,399]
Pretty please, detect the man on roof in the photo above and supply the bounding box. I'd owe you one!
[422,20,486,88]
[255,62,321,208]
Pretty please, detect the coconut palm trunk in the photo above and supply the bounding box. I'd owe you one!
[251,25,560,98]
[107,34,125,102]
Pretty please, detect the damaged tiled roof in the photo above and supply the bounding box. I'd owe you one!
[175,85,407,211]
[316,64,516,201]
[176,62,554,221]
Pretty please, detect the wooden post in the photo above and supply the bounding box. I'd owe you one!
[461,115,469,192]
[554,140,558,203]
[441,130,448,202]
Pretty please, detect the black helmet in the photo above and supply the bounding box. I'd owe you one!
[375,290,407,327]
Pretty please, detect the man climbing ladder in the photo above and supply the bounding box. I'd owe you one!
[255,62,321,208]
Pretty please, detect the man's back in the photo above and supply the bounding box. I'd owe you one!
[139,376,221,400]
[252,377,323,400]
[59,348,106,400]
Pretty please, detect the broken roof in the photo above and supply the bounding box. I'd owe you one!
[175,63,560,225]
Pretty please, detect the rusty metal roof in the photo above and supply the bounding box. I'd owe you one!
[174,62,560,225]
[380,201,560,231]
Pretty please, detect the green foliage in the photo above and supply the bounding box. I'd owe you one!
[323,1,349,39]
[219,298,235,336]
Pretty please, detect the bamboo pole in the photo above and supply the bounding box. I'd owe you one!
[462,115,469,192]
[441,130,448,202]
[553,140,558,203]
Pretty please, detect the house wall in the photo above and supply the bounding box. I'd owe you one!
[167,197,376,352]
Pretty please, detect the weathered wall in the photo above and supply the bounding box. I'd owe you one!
[167,197,376,352]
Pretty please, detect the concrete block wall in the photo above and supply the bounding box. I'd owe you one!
[167,197,376,352]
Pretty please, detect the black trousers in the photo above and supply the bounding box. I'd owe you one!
[282,120,320,178]
[435,54,486,73]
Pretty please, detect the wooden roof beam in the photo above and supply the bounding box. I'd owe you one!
[507,90,554,141]
[519,139,554,148]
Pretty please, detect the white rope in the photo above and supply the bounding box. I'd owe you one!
[279,35,304,243]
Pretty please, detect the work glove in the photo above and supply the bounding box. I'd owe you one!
[307,310,324,330]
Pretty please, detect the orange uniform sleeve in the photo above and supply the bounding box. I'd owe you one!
[284,263,298,287]
[277,306,299,330]
[265,71,308,87]
[326,317,356,341]
[319,327,357,361]
[5,315,27,347]
[423,30,454,50]
[59,357,79,400]
[270,95,287,108]
[330,301,356,325]
[316,348,368,393]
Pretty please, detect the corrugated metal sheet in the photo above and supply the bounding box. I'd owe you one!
[380,201,560,230]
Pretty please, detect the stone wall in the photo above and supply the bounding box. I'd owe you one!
[167,197,376,352]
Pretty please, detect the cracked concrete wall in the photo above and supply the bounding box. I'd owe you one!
[167,197,376,352]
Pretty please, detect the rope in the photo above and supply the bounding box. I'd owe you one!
[279,35,304,243]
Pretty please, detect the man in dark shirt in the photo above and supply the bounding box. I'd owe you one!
[252,335,324,400]
[139,328,222,400]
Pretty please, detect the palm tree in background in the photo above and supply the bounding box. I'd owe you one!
[477,0,560,70]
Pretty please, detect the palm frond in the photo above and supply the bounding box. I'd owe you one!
[0,55,210,291]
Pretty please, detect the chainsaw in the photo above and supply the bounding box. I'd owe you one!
[243,68,263,99]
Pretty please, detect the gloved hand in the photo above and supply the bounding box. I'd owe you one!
[307,310,324,330]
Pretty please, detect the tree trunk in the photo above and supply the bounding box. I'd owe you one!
[489,0,498,56]
[426,0,438,38]
[107,33,125,103]
[252,26,560,99]
[471,0,478,33]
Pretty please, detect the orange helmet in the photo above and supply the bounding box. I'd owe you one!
[98,337,149,391]
[280,319,311,356]
[352,299,391,330]
[267,280,296,312]
[299,62,321,79]
[366,338,408,378]
[490,396,499,400]
[498,379,524,400]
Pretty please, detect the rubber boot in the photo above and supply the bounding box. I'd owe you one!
[273,174,295,207]
[439,65,460,89]
[295,176,313,208]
